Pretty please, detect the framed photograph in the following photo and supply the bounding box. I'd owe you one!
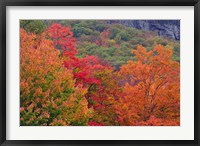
[0,0,199,145]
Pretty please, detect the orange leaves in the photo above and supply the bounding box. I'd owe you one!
[20,29,91,126]
[132,45,153,64]
[116,45,180,126]
[20,23,180,126]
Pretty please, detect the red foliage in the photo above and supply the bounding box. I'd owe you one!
[20,23,180,126]
[88,121,105,126]
[46,23,76,54]
[96,29,110,47]
[46,23,112,87]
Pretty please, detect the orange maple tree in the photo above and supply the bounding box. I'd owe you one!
[116,45,180,126]
[20,29,92,126]
[20,23,180,126]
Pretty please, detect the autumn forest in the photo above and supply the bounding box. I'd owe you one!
[20,20,180,126]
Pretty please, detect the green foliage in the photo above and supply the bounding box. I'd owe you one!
[73,24,93,37]
[66,21,180,67]
[109,27,121,39]
[20,20,47,34]
[20,22,180,126]
[20,20,179,64]
[20,20,180,69]
[117,31,131,41]
[20,28,92,126]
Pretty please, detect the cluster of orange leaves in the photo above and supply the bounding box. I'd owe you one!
[20,29,92,126]
[20,23,180,126]
[116,45,180,126]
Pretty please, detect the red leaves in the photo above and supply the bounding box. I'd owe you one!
[20,23,180,126]
[46,23,77,56]
[63,55,103,86]
[73,71,101,85]
[46,23,107,87]
[99,30,110,47]
[88,121,105,126]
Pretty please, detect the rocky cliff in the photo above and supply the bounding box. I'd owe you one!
[107,20,180,40]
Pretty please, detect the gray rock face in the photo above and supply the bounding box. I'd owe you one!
[107,20,180,40]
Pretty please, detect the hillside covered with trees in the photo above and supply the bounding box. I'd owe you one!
[20,20,180,126]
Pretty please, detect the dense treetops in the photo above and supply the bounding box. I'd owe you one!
[20,22,180,126]
[21,20,180,69]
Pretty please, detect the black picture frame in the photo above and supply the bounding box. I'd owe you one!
[0,0,199,146]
